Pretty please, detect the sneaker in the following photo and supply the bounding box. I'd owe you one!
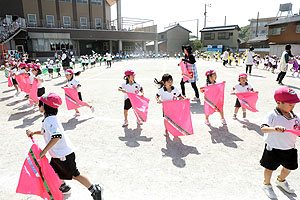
[233,114,237,120]
[15,91,20,96]
[221,118,227,125]
[59,183,71,194]
[262,184,277,199]
[205,119,211,126]
[276,179,295,194]
[278,82,284,85]
[192,97,200,101]
[74,112,81,117]
[122,120,128,127]
[91,184,103,200]
[137,121,143,125]
[90,106,95,113]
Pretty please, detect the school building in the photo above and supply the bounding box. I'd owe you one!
[0,0,158,59]
[200,25,241,53]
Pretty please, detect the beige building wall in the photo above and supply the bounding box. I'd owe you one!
[59,2,73,27]
[166,27,189,54]
[76,3,89,28]
[41,0,56,26]
[22,0,40,25]
[91,4,104,28]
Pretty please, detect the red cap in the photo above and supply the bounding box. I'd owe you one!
[274,87,300,103]
[124,69,135,76]
[39,93,62,108]
[32,64,40,70]
[239,73,247,78]
[19,62,27,68]
[27,63,33,69]
[205,70,216,76]
[65,69,74,75]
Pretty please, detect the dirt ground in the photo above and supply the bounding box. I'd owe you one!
[1,58,300,200]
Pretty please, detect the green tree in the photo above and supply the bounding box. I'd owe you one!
[239,25,250,41]
[189,39,203,51]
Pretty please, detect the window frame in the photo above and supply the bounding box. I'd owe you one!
[46,15,55,28]
[95,18,101,29]
[296,25,300,33]
[91,0,102,5]
[270,28,281,35]
[27,14,37,27]
[204,33,215,40]
[218,32,230,40]
[76,0,88,4]
[80,17,88,29]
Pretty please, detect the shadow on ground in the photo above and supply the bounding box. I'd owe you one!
[119,125,152,147]
[54,80,67,86]
[6,98,27,106]
[2,89,15,93]
[237,119,263,136]
[0,95,14,102]
[161,135,200,168]
[190,100,204,114]
[208,125,243,148]
[8,109,36,121]
[15,114,43,129]
[62,117,94,131]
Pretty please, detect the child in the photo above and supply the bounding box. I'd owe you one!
[32,64,45,97]
[231,73,256,120]
[71,56,76,68]
[25,93,102,199]
[154,74,185,140]
[10,62,20,96]
[200,70,226,125]
[260,87,300,199]
[62,69,94,117]
[55,59,62,77]
[48,59,54,79]
[118,70,144,127]
[19,62,30,98]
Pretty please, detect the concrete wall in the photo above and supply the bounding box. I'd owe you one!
[201,29,239,50]
[22,0,40,25]
[270,44,300,57]
[41,0,56,26]
[76,3,89,28]
[59,1,73,26]
[91,4,104,28]
[166,27,189,55]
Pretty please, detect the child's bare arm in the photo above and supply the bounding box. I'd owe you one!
[261,126,285,133]
[40,138,60,159]
[26,130,41,137]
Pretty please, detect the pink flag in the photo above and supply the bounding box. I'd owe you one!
[162,99,194,136]
[64,88,89,110]
[236,92,259,112]
[7,72,13,87]
[15,73,31,93]
[16,139,63,200]
[179,61,193,82]
[29,79,39,105]
[127,92,150,123]
[285,129,300,136]
[203,82,225,115]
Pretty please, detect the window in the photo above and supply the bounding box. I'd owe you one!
[6,15,12,24]
[80,17,87,29]
[95,18,101,29]
[63,16,71,28]
[204,33,215,40]
[59,0,72,2]
[297,25,300,33]
[91,0,102,5]
[161,34,164,39]
[27,14,37,27]
[46,15,55,28]
[281,27,286,31]
[103,42,108,51]
[76,0,88,4]
[270,28,281,35]
[218,32,230,40]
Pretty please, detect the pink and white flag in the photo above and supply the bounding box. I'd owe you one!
[127,92,150,123]
[29,79,39,105]
[64,88,89,110]
[162,99,194,136]
[7,72,13,87]
[179,61,193,82]
[16,139,63,200]
[15,74,31,93]
[236,92,259,112]
[203,82,225,115]
[285,129,300,136]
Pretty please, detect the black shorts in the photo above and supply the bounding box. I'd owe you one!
[78,92,82,101]
[37,87,45,97]
[124,98,132,110]
[260,145,298,170]
[91,62,95,65]
[12,78,18,85]
[48,69,53,73]
[264,63,268,66]
[56,68,61,73]
[234,98,241,107]
[50,152,80,180]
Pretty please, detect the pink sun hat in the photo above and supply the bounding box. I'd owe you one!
[239,73,248,78]
[274,87,300,103]
[205,70,216,76]
[39,93,62,108]
[124,69,135,76]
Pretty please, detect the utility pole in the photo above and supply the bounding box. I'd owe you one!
[255,12,259,37]
[197,19,199,39]
[224,16,226,26]
[204,4,211,28]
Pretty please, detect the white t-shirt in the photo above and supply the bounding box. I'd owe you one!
[67,78,81,92]
[36,75,44,88]
[245,51,255,65]
[233,83,253,93]
[11,68,18,79]
[223,51,229,60]
[48,60,54,69]
[41,116,74,158]
[29,71,34,84]
[261,109,299,150]
[120,82,142,99]
[157,86,181,102]
[106,53,112,61]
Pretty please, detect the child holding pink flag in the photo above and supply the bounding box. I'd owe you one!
[154,74,186,140]
[231,73,257,120]
[62,69,94,117]
[260,87,300,198]
[118,70,144,127]
[10,62,20,96]
[31,64,45,97]
[200,70,226,125]
[26,93,103,200]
